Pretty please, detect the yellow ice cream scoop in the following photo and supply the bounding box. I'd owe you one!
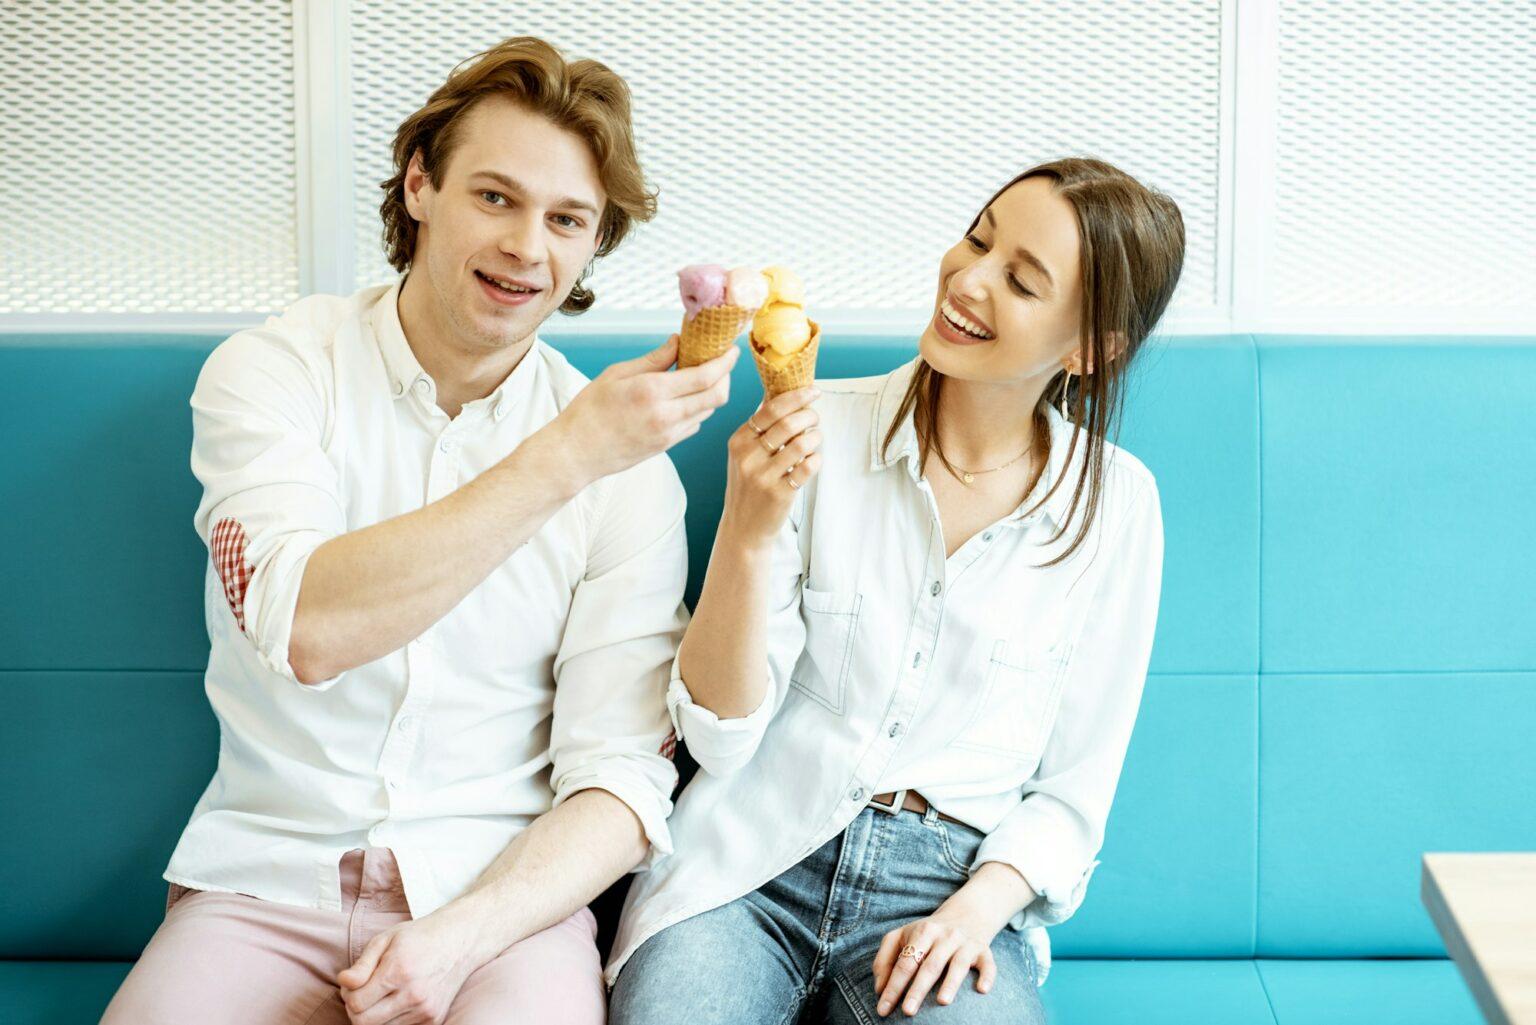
[748,266,822,396]
[760,265,806,306]
[752,266,813,365]
[754,304,812,362]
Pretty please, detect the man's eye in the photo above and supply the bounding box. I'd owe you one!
[481,191,506,205]
[554,214,580,229]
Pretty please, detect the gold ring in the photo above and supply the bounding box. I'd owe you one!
[747,418,766,435]
[786,475,801,490]
[899,944,926,964]
[761,437,783,456]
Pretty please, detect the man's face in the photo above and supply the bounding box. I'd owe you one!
[403,96,606,351]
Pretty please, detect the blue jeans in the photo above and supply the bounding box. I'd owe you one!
[611,804,1046,1025]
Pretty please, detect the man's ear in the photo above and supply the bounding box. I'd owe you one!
[402,150,432,222]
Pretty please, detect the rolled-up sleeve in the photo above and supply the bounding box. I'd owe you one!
[665,490,809,778]
[549,454,689,869]
[190,327,346,690]
[974,482,1164,929]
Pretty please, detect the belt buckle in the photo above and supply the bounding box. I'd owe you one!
[868,789,907,816]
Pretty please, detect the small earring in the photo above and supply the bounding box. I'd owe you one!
[1057,369,1072,420]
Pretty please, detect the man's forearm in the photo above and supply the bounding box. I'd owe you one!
[435,788,649,964]
[288,424,588,684]
[674,534,775,718]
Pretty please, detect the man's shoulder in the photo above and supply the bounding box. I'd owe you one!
[196,288,386,402]
[532,338,593,406]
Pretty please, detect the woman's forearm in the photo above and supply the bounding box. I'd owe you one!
[675,529,776,719]
[939,861,1040,937]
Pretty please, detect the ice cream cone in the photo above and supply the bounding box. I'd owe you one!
[751,319,821,396]
[678,305,754,367]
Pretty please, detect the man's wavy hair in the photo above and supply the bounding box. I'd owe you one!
[378,36,657,314]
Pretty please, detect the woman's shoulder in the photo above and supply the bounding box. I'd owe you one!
[1090,433,1161,533]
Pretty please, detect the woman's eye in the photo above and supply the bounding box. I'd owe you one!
[964,233,986,251]
[1009,275,1035,299]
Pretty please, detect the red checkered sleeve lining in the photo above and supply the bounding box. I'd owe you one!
[210,517,255,633]
[658,728,678,761]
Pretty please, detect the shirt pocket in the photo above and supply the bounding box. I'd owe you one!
[789,586,863,715]
[952,639,1071,760]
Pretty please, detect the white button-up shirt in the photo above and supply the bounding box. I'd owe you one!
[167,280,685,917]
[611,359,1163,986]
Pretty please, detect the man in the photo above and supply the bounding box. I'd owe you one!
[102,36,735,1025]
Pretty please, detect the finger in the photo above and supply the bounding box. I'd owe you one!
[977,948,998,994]
[351,988,412,1025]
[936,946,980,1006]
[608,336,680,378]
[337,931,391,990]
[670,368,733,420]
[877,931,930,1016]
[757,384,821,422]
[781,452,822,490]
[766,430,822,477]
[758,408,820,454]
[872,928,905,995]
[900,938,962,1016]
[658,345,739,396]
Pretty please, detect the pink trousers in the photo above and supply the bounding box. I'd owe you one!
[101,848,606,1024]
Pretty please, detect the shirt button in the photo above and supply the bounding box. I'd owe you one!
[912,651,923,668]
[930,580,942,597]
[888,721,903,737]
[982,531,995,542]
[414,378,429,393]
[397,715,416,733]
[849,787,865,802]
[439,438,453,453]
[393,380,405,397]
[385,777,400,792]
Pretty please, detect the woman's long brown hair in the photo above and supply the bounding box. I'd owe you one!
[883,157,1185,566]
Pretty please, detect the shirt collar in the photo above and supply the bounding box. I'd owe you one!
[869,358,1084,530]
[369,276,539,421]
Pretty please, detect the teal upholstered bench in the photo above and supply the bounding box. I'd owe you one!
[3,333,1533,1024]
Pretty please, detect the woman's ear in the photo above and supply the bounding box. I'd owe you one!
[1064,331,1130,376]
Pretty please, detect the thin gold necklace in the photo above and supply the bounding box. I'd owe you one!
[943,444,1034,486]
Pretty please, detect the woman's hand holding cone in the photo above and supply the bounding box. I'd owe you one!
[718,386,822,549]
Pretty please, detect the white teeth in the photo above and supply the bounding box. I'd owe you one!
[483,273,533,293]
[941,299,993,339]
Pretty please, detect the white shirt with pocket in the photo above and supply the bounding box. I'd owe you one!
[166,279,685,918]
[610,358,1164,986]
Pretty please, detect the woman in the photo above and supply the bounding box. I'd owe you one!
[609,158,1185,1024]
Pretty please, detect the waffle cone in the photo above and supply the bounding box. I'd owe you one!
[678,305,754,367]
[750,320,821,396]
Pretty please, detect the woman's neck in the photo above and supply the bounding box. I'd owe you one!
[932,374,1045,468]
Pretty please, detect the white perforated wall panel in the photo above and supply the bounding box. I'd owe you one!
[348,0,1223,314]
[1270,0,1536,311]
[2,0,300,315]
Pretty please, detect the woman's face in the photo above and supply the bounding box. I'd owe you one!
[919,176,1086,388]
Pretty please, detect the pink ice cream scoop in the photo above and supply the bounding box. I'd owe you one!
[678,264,728,320]
[725,266,769,310]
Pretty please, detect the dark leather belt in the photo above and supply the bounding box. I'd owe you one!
[868,789,965,826]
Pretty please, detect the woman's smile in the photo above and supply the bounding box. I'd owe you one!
[934,295,997,345]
